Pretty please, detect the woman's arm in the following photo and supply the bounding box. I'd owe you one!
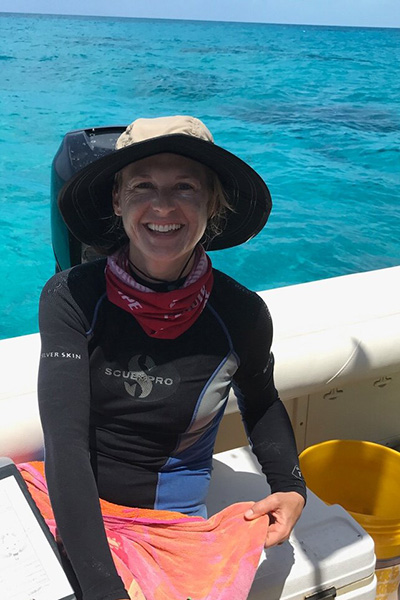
[232,299,306,544]
[38,271,129,600]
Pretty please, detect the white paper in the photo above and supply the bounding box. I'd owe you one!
[0,475,74,600]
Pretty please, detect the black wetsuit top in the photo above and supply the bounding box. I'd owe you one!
[38,259,306,600]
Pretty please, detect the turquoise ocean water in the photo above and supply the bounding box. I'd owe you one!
[0,13,399,340]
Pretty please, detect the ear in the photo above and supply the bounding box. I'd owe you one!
[112,187,122,216]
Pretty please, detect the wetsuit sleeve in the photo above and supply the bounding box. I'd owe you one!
[38,273,129,600]
[232,299,306,501]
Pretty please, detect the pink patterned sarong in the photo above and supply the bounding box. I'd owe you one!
[19,462,269,600]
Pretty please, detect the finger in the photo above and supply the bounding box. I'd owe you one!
[264,528,290,548]
[244,498,275,520]
[243,501,256,518]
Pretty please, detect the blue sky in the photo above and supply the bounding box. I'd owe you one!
[1,0,400,28]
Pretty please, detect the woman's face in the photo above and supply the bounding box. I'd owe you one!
[112,153,210,280]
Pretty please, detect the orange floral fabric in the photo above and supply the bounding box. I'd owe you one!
[19,461,269,600]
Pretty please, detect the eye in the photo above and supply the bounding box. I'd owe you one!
[125,180,154,194]
[135,181,154,189]
[176,182,195,191]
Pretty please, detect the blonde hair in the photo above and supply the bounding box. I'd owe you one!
[204,169,233,245]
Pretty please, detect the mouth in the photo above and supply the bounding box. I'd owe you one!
[146,223,183,233]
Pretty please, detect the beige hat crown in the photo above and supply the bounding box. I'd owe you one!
[116,115,214,150]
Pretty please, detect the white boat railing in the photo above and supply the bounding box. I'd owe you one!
[1,265,399,459]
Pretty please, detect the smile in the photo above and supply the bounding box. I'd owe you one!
[147,224,183,232]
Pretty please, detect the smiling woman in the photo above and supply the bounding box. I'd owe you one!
[30,115,306,600]
[112,154,211,282]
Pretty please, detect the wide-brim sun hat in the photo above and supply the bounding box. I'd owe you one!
[58,115,272,251]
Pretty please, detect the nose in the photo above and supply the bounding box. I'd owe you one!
[152,189,177,214]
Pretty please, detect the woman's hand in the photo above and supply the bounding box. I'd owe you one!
[244,491,305,547]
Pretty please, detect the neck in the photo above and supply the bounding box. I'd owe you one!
[127,248,197,283]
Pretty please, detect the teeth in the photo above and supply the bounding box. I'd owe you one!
[147,224,182,232]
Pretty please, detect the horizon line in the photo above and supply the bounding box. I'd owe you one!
[1,10,400,30]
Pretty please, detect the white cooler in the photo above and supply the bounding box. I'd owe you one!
[207,447,377,600]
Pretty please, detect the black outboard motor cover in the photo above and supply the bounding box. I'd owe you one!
[51,126,126,271]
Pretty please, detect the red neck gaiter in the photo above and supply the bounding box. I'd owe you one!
[105,247,214,339]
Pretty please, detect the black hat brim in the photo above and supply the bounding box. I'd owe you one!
[58,133,272,251]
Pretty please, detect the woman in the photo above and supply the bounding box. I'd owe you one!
[37,116,306,600]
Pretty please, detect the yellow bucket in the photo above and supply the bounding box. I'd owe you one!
[300,440,400,600]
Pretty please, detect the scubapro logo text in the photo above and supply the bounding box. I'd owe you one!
[101,354,180,400]
[104,368,174,386]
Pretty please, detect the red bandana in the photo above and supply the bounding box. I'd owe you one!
[105,247,214,339]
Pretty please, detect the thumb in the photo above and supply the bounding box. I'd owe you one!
[244,497,275,520]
